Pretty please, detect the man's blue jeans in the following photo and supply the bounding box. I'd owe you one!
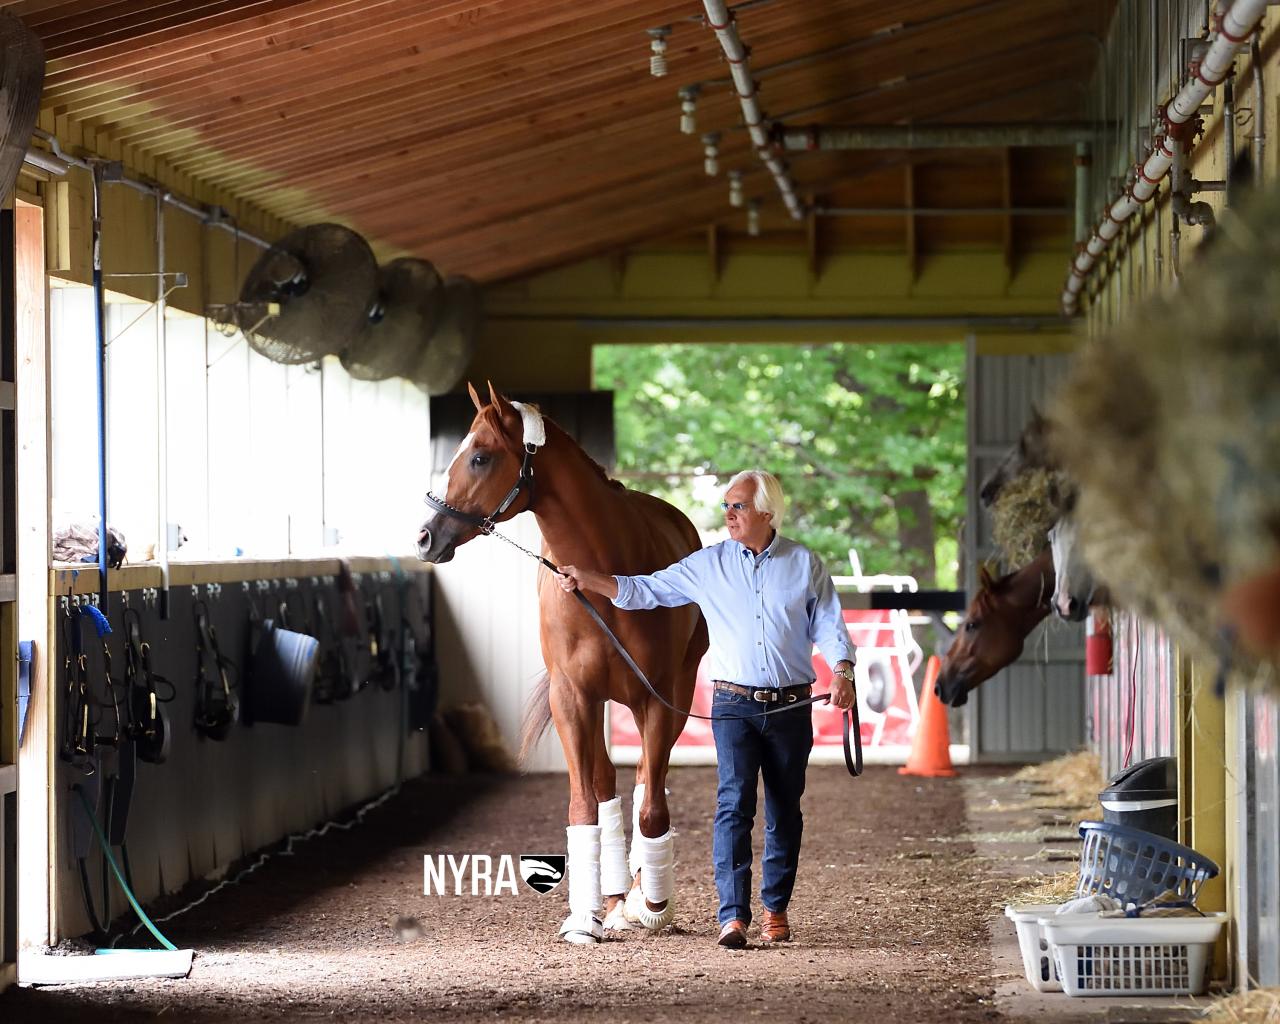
[710,688,813,927]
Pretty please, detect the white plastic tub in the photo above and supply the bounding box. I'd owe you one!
[1004,903,1064,992]
[1042,912,1227,997]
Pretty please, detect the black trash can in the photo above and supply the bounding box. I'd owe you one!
[1098,756,1179,841]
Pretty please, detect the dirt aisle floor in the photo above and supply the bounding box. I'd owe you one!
[3,765,1014,1023]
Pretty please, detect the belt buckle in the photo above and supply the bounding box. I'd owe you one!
[752,689,776,703]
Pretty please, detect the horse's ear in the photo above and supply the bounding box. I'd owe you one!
[467,381,484,411]
[486,379,513,413]
[487,380,518,422]
[979,563,997,592]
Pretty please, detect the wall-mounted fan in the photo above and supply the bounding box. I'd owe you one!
[209,223,377,364]
[411,276,481,396]
[340,256,442,381]
[0,13,46,204]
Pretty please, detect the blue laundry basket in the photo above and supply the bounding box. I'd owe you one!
[1076,821,1219,906]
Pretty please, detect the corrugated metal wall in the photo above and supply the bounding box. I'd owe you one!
[1087,611,1176,781]
[964,344,1086,760]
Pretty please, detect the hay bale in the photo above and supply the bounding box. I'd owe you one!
[990,468,1074,569]
[1049,186,1280,692]
[442,702,518,774]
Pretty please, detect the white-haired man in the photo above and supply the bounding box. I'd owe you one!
[558,469,856,948]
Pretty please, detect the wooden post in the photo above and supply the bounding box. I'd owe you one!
[15,200,53,954]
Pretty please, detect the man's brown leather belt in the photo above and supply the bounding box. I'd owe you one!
[712,680,813,703]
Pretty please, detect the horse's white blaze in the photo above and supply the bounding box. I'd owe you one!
[445,432,475,474]
[1050,516,1094,619]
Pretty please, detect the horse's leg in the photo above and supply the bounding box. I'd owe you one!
[624,701,677,931]
[550,673,603,944]
[592,712,631,931]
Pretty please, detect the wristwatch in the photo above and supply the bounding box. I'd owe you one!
[835,665,856,683]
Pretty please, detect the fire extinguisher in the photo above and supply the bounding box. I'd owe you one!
[1086,607,1114,676]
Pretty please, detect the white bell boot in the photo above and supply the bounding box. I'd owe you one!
[558,824,603,944]
[623,829,676,931]
[598,797,633,930]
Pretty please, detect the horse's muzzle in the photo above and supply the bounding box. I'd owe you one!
[934,672,970,707]
[414,524,455,563]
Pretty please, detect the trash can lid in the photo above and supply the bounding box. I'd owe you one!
[1099,755,1177,802]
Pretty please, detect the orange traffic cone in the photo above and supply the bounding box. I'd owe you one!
[898,655,957,778]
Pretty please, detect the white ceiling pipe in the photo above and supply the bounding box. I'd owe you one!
[1061,0,1267,313]
[702,0,804,220]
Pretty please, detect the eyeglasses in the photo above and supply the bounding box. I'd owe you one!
[720,501,753,512]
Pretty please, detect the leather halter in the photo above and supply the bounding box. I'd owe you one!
[423,442,537,534]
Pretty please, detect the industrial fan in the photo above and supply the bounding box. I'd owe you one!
[208,223,377,365]
[0,12,45,204]
[340,256,443,380]
[411,275,481,396]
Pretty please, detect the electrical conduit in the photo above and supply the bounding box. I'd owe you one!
[701,0,803,220]
[1061,0,1267,313]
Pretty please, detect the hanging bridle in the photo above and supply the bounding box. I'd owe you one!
[421,426,862,777]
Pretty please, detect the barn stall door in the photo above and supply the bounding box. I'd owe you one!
[964,344,1086,761]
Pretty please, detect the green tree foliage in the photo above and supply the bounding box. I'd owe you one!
[593,343,965,587]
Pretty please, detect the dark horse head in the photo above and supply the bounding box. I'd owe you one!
[416,382,533,564]
[979,408,1054,507]
[935,551,1053,707]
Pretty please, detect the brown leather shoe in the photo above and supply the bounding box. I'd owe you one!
[760,909,791,943]
[717,920,748,948]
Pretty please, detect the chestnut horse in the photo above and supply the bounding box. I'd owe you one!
[416,384,708,944]
[934,547,1053,707]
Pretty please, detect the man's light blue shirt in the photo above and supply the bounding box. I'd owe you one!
[611,533,856,688]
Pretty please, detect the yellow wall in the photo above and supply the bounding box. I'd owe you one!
[476,245,1077,389]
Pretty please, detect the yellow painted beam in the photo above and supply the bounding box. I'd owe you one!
[1179,655,1228,976]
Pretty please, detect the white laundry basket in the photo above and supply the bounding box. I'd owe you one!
[1042,912,1227,997]
[1004,904,1063,992]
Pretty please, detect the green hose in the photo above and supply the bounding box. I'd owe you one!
[73,785,178,952]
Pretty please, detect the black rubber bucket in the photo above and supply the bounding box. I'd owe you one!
[246,620,320,726]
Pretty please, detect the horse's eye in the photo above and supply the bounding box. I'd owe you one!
[964,620,979,633]
[470,453,490,469]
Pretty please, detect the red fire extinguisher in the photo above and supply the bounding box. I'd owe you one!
[1086,607,1114,676]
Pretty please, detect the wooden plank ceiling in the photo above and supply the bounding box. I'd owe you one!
[7,0,1114,283]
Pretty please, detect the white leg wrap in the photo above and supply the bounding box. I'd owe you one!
[628,783,671,874]
[599,797,631,896]
[558,825,603,944]
[624,829,677,931]
[637,830,675,903]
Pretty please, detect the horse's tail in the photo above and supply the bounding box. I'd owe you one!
[518,672,554,767]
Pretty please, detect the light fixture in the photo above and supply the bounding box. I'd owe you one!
[747,199,761,237]
[702,132,720,176]
[728,169,744,207]
[648,27,671,77]
[679,85,699,134]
